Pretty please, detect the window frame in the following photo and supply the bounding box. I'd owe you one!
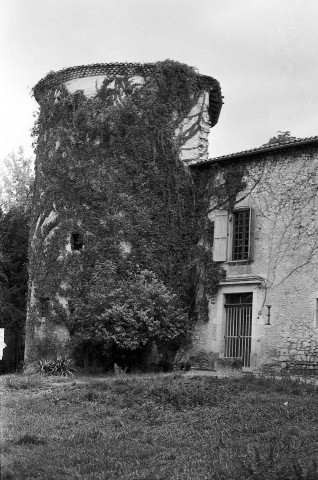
[213,206,254,263]
[230,208,252,261]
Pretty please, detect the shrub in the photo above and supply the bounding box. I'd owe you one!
[36,356,76,377]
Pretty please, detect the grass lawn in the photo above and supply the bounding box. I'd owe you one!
[1,372,318,479]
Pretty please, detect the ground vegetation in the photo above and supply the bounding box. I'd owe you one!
[2,373,318,479]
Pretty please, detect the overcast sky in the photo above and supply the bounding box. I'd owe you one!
[1,0,318,163]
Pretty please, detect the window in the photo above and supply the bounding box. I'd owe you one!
[232,210,250,260]
[71,233,83,251]
[40,298,50,316]
[213,208,253,262]
[68,301,75,315]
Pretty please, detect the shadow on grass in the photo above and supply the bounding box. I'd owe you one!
[14,434,46,446]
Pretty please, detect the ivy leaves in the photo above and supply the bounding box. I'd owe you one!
[31,60,223,366]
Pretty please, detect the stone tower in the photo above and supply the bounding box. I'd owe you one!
[25,61,222,364]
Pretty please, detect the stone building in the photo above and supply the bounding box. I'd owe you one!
[190,136,318,371]
[26,60,318,372]
[25,62,223,364]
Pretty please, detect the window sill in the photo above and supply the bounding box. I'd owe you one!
[227,260,253,265]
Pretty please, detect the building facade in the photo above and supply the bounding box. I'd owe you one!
[191,137,318,371]
[26,60,318,372]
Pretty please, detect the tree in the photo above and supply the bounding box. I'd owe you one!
[70,262,188,369]
[0,148,33,361]
[0,251,9,317]
[0,147,34,212]
[263,131,298,146]
[0,206,30,331]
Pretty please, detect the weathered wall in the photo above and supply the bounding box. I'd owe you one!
[65,75,212,164]
[192,144,318,370]
[176,91,211,164]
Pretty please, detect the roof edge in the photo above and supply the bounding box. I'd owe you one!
[190,136,318,167]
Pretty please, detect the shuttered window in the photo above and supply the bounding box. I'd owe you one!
[213,210,228,261]
[213,208,254,262]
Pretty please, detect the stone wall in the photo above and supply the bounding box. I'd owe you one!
[192,144,318,371]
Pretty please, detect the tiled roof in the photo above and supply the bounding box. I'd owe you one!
[33,62,223,127]
[190,135,318,167]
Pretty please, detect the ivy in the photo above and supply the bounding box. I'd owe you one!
[30,60,225,367]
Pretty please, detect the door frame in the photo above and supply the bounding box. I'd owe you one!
[224,293,253,367]
[212,282,263,370]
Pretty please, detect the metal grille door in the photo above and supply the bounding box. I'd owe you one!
[224,297,252,367]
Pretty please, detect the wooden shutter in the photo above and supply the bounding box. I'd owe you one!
[213,210,228,261]
[248,207,255,261]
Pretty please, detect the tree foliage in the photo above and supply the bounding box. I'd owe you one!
[0,148,33,334]
[0,207,30,331]
[263,131,298,146]
[0,147,34,212]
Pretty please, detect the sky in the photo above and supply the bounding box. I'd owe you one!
[1,0,318,164]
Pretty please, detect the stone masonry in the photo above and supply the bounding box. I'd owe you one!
[190,139,318,372]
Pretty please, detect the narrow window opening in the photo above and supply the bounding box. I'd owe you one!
[71,233,83,251]
[40,298,50,316]
[265,305,272,325]
[68,301,75,315]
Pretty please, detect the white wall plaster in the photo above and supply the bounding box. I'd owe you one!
[176,91,211,165]
[60,281,69,291]
[29,282,36,307]
[65,234,72,253]
[119,240,132,255]
[65,75,145,98]
[41,210,58,234]
[56,293,68,310]
[43,226,59,247]
[32,214,43,242]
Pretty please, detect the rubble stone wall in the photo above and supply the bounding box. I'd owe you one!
[192,145,318,371]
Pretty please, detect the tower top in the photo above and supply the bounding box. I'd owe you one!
[33,61,223,127]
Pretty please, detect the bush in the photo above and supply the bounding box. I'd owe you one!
[36,356,76,377]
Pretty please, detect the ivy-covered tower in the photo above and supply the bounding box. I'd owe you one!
[25,61,222,366]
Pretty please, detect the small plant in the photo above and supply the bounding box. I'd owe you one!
[36,356,76,377]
